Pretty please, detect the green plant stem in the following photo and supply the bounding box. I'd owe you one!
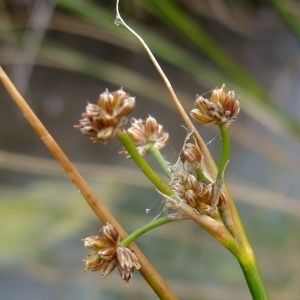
[148,145,171,179]
[238,253,269,300]
[211,124,230,213]
[217,124,230,180]
[118,131,173,196]
[215,124,268,298]
[195,167,203,182]
[120,216,174,247]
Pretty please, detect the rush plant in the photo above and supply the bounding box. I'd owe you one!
[0,1,269,299]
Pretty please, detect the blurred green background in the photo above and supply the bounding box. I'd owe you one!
[1,0,300,299]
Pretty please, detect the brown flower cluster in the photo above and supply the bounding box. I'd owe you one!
[172,172,213,214]
[190,84,240,127]
[83,222,140,285]
[169,141,221,214]
[75,88,135,142]
[180,143,202,168]
[126,116,169,156]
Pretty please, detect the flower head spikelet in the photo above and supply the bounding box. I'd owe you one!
[75,88,135,142]
[126,116,169,156]
[190,84,240,127]
[181,143,203,168]
[116,247,141,285]
[82,223,140,284]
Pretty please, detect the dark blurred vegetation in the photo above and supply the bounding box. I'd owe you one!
[1,0,300,299]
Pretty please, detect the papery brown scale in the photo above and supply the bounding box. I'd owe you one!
[228,91,235,99]
[186,174,201,193]
[83,236,110,250]
[162,132,169,142]
[157,124,163,137]
[199,202,212,214]
[84,252,102,272]
[86,102,101,115]
[200,184,213,205]
[112,89,126,108]
[156,132,169,149]
[145,116,158,137]
[116,97,135,117]
[98,93,113,114]
[210,111,223,123]
[185,190,199,208]
[100,223,120,245]
[172,183,185,198]
[96,127,115,142]
[224,99,235,112]
[79,126,98,137]
[96,112,117,127]
[99,259,117,277]
[99,246,117,261]
[183,143,202,167]
[131,118,144,131]
[116,247,133,270]
[118,265,133,285]
[127,250,141,269]
[128,128,146,145]
[195,98,209,114]
[190,111,213,125]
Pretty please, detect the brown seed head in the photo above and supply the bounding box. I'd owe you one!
[126,116,169,156]
[83,252,102,272]
[82,224,141,284]
[75,88,135,142]
[190,84,240,127]
[116,247,141,285]
[182,143,203,168]
[99,222,120,245]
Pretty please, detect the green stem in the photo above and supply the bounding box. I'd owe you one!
[211,124,230,213]
[118,131,173,196]
[238,253,269,300]
[120,216,174,247]
[216,125,269,298]
[195,167,204,182]
[217,124,230,181]
[148,145,171,179]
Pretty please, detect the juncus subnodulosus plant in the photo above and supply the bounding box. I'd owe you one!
[75,4,269,295]
[0,0,269,298]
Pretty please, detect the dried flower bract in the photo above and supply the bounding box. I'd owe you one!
[82,223,140,284]
[75,88,135,142]
[190,84,240,127]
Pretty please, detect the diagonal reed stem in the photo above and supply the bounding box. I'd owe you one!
[0,65,178,300]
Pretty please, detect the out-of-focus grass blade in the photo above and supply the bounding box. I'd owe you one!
[50,0,230,87]
[269,0,300,43]
[1,150,300,218]
[133,0,266,99]
[3,41,300,178]
[48,0,300,140]
[131,0,300,136]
